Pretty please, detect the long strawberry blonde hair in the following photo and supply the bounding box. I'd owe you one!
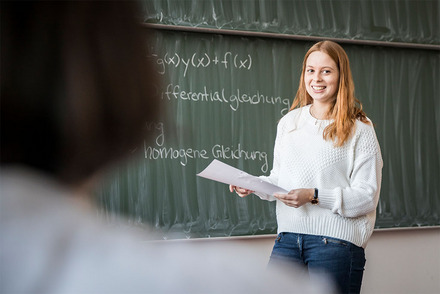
[290,40,369,147]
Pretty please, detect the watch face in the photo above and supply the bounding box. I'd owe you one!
[311,199,319,205]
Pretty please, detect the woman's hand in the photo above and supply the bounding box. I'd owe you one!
[274,188,314,208]
[229,185,253,197]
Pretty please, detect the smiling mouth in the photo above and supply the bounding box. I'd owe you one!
[312,86,326,90]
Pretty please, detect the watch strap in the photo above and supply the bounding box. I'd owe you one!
[311,188,319,205]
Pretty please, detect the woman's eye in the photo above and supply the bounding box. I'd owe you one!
[306,69,314,73]
[322,70,331,74]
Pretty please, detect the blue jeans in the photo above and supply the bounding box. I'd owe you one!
[268,233,366,294]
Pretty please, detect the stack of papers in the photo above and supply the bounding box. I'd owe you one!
[197,159,288,195]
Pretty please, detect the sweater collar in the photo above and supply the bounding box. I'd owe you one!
[304,104,333,127]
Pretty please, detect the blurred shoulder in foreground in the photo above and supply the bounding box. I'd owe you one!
[0,2,333,293]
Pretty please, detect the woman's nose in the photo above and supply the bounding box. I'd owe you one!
[313,73,322,82]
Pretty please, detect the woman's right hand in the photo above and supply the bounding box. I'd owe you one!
[229,185,253,197]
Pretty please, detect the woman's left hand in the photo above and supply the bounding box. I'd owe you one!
[274,188,314,208]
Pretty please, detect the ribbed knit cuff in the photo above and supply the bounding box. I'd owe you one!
[317,188,337,210]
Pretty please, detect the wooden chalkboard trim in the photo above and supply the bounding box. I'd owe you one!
[143,23,440,51]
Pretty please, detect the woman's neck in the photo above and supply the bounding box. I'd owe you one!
[310,103,331,120]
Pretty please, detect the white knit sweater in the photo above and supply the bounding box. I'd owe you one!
[257,105,383,248]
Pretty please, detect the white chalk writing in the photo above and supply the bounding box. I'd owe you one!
[152,52,252,77]
[162,83,290,115]
[212,144,268,173]
[145,121,164,146]
[143,123,269,173]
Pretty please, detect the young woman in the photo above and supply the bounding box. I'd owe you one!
[230,40,383,293]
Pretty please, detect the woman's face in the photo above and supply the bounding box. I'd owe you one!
[304,51,339,105]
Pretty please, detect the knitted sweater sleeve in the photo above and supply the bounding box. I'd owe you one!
[254,117,287,201]
[318,124,383,218]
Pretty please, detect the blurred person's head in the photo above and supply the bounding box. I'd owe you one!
[1,1,161,187]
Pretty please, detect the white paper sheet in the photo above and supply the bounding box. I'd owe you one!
[197,159,288,195]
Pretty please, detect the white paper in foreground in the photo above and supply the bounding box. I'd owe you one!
[197,159,288,195]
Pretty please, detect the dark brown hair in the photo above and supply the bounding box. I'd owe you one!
[1,1,162,185]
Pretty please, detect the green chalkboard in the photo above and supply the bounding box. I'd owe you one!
[142,0,439,45]
[95,28,439,238]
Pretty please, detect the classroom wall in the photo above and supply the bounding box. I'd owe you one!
[361,228,440,294]
[163,227,440,294]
